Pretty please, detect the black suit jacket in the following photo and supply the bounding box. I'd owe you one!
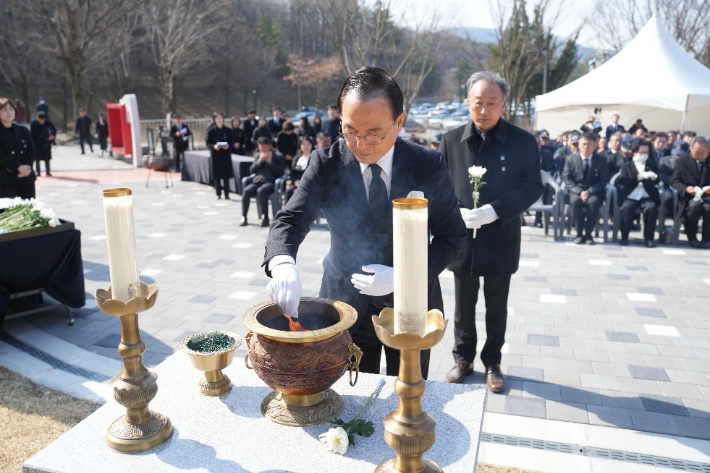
[170,124,191,152]
[0,124,36,185]
[250,150,285,184]
[605,124,625,138]
[243,120,258,150]
[602,149,624,176]
[658,155,676,188]
[563,152,609,198]
[263,138,466,340]
[671,155,710,204]
[321,117,342,144]
[441,119,543,277]
[267,118,283,135]
[615,159,660,203]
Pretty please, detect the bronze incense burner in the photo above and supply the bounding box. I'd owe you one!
[243,298,362,427]
[180,331,242,396]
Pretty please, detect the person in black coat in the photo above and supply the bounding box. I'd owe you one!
[251,118,272,147]
[297,116,315,139]
[320,104,342,144]
[276,120,299,171]
[562,132,609,245]
[628,119,647,137]
[286,136,315,203]
[605,114,625,138]
[267,107,284,135]
[241,136,285,227]
[659,140,689,218]
[36,97,49,119]
[230,117,246,155]
[243,111,258,156]
[74,109,93,154]
[30,112,56,176]
[603,132,624,176]
[581,116,602,135]
[205,112,234,200]
[169,115,190,171]
[0,98,36,199]
[534,132,555,227]
[614,139,660,247]
[96,113,109,157]
[263,67,466,379]
[671,136,710,248]
[313,115,323,134]
[554,132,578,176]
[441,71,542,392]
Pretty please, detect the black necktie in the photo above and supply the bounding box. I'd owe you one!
[583,159,589,175]
[368,164,388,226]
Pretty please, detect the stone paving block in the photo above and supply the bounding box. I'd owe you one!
[560,386,602,405]
[629,410,682,436]
[607,274,631,280]
[485,392,507,413]
[575,348,610,362]
[665,369,710,386]
[608,352,647,365]
[507,366,544,382]
[505,395,546,418]
[657,381,707,401]
[592,362,630,377]
[639,394,690,416]
[684,399,710,419]
[587,404,634,429]
[625,343,662,356]
[543,370,582,387]
[545,400,589,423]
[580,374,621,391]
[590,340,627,353]
[628,365,670,381]
[522,356,557,371]
[636,287,665,295]
[674,416,710,440]
[643,355,686,370]
[94,333,121,348]
[605,331,640,343]
[522,381,561,401]
[597,389,645,410]
[634,307,666,318]
[203,313,237,324]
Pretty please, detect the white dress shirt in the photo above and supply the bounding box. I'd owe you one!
[627,161,650,201]
[268,144,396,271]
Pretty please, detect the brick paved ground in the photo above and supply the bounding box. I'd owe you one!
[22,145,710,441]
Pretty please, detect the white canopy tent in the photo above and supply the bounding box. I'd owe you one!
[535,15,710,138]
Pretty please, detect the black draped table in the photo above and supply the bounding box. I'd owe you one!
[181,150,254,195]
[0,228,86,327]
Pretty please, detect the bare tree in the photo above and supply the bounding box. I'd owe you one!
[284,55,341,114]
[306,0,452,114]
[30,0,148,117]
[587,0,710,65]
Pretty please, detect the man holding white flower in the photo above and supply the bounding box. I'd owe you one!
[440,71,543,392]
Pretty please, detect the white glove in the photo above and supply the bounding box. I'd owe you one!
[703,186,710,192]
[266,264,302,318]
[351,264,394,297]
[461,204,498,230]
[638,171,657,181]
[694,186,704,202]
[407,190,424,199]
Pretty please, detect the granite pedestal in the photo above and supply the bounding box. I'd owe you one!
[23,346,487,473]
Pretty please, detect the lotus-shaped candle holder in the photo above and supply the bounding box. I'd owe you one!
[371,308,448,473]
[180,331,242,396]
[93,281,173,454]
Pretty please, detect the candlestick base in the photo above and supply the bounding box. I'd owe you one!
[95,282,174,454]
[372,308,447,473]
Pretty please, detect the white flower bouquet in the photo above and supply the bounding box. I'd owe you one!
[468,165,487,238]
[0,198,60,234]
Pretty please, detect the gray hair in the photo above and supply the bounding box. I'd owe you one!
[691,136,708,149]
[466,71,509,101]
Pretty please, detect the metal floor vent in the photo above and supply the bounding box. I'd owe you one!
[0,330,112,383]
[481,432,710,472]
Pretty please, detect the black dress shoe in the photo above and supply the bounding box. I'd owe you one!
[702,241,710,249]
[217,195,221,200]
[260,217,270,227]
[239,216,248,226]
[644,240,656,248]
[585,237,595,245]
[225,195,230,200]
[46,172,52,176]
[444,361,473,384]
[620,239,628,246]
[574,236,584,245]
[486,364,505,393]
[690,240,701,248]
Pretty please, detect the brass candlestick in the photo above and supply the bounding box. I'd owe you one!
[372,308,448,473]
[95,281,173,453]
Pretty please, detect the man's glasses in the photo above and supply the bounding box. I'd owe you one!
[341,120,397,145]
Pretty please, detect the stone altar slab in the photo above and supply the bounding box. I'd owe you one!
[23,347,487,473]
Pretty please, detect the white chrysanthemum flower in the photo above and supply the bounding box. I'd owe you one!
[468,166,487,178]
[319,427,349,455]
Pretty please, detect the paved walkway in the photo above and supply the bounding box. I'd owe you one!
[5,144,710,445]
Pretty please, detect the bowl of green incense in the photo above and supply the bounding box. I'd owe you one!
[180,331,242,396]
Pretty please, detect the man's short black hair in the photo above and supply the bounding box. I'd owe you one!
[173,114,181,119]
[257,136,272,146]
[248,110,256,115]
[580,131,598,143]
[36,111,46,119]
[631,139,651,153]
[79,108,86,112]
[337,67,404,121]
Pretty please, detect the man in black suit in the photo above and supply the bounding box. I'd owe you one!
[605,114,625,138]
[241,137,285,228]
[267,108,284,135]
[665,131,678,156]
[534,132,554,227]
[35,96,49,120]
[671,136,710,248]
[554,132,578,176]
[441,71,542,393]
[614,139,660,247]
[659,140,689,217]
[243,110,258,156]
[262,67,466,378]
[74,109,93,154]
[320,104,342,145]
[169,114,190,172]
[562,132,609,245]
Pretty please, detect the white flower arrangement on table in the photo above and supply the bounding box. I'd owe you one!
[319,385,380,455]
[0,198,60,234]
[468,165,487,238]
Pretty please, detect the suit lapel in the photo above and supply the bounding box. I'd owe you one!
[390,139,414,201]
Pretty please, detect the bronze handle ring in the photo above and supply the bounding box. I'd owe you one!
[347,343,363,386]
[244,331,254,369]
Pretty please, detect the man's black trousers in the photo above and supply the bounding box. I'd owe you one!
[569,193,602,238]
[684,199,710,242]
[620,198,658,241]
[452,272,511,367]
[242,182,274,217]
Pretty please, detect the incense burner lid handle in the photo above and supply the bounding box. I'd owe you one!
[244,331,254,370]
[348,343,362,386]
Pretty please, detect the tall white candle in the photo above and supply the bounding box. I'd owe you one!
[393,198,428,336]
[102,188,140,303]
